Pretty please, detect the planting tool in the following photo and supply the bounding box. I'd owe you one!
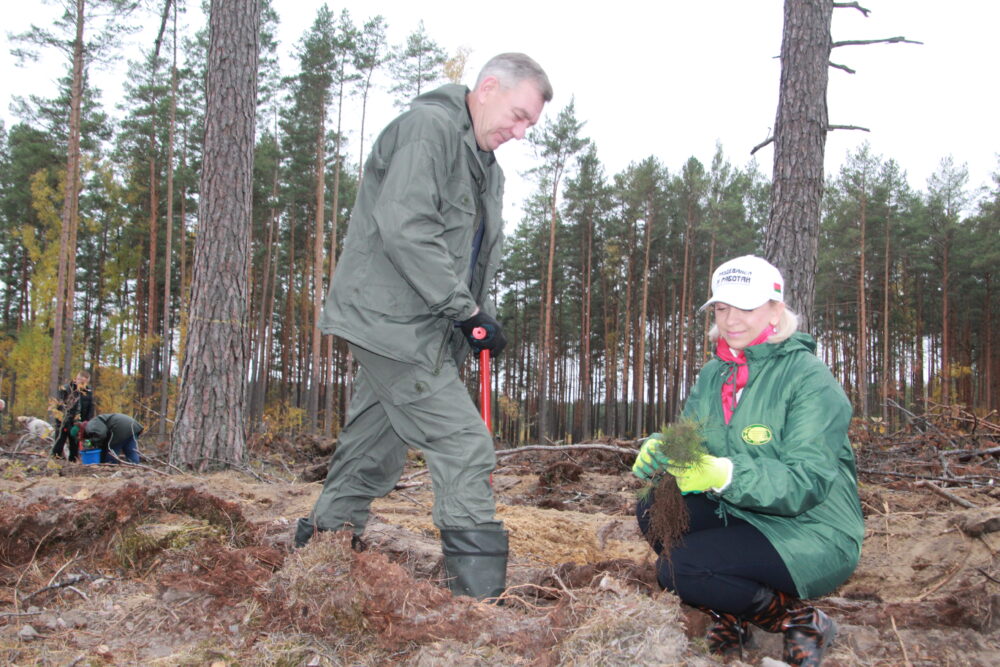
[472,326,492,432]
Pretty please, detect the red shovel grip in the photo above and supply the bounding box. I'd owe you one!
[471,327,492,433]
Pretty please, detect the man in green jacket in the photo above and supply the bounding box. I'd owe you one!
[296,53,552,601]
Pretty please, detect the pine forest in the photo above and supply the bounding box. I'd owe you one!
[1,0,998,452]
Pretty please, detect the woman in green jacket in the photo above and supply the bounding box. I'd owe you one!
[633,255,863,666]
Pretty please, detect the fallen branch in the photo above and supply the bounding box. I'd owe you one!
[397,443,637,485]
[976,567,1000,585]
[889,615,913,667]
[913,562,967,602]
[0,611,43,618]
[138,453,187,475]
[496,443,637,458]
[66,585,89,601]
[13,524,58,613]
[859,468,964,485]
[21,573,88,604]
[940,446,1000,458]
[914,481,977,509]
[886,399,963,450]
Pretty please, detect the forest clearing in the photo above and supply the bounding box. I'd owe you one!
[1,409,997,666]
[1,2,998,664]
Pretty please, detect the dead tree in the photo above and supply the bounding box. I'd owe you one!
[754,0,920,331]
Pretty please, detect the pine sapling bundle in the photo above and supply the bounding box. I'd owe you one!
[638,419,708,552]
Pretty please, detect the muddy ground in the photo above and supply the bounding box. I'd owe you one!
[0,426,998,666]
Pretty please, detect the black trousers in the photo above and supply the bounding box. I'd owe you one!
[636,491,797,615]
[51,424,80,461]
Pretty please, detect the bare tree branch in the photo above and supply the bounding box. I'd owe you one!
[827,124,871,132]
[833,36,923,48]
[830,61,857,74]
[750,136,774,156]
[833,2,871,17]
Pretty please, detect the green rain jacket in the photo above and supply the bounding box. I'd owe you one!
[320,84,504,374]
[683,332,864,598]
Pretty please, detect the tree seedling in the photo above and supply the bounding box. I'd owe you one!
[638,419,708,552]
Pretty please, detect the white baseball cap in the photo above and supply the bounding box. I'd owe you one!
[700,255,784,311]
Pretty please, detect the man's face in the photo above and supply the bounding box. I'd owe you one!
[75,373,88,388]
[471,77,545,152]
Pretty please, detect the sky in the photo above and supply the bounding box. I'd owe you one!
[2,0,998,224]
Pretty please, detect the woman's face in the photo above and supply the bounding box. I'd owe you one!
[714,301,784,351]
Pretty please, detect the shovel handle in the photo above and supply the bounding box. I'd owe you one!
[471,327,492,433]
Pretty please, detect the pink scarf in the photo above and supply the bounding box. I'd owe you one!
[716,327,775,424]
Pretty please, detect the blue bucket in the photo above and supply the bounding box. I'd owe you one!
[80,449,101,465]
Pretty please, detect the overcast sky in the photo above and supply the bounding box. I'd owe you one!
[3,0,997,223]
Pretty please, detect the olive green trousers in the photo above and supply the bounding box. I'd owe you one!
[308,343,501,534]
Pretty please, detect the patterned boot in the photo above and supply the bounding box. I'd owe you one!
[702,608,753,658]
[743,588,836,666]
[781,604,837,667]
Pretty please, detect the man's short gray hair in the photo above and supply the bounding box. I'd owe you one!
[475,52,553,102]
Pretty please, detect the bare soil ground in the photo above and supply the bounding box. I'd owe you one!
[1,426,998,666]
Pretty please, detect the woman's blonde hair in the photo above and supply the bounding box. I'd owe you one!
[708,302,799,344]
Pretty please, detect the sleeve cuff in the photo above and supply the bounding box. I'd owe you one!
[711,457,734,493]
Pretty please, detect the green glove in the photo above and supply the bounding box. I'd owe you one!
[668,455,734,494]
[632,433,671,480]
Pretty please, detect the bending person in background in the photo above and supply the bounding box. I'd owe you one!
[80,413,143,464]
[51,369,95,461]
[633,255,863,666]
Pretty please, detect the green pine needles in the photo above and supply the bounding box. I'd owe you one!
[638,419,708,553]
[636,418,708,500]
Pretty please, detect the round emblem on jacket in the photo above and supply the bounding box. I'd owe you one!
[741,424,773,445]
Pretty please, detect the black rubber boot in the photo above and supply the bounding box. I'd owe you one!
[294,517,365,551]
[294,516,316,548]
[439,528,508,601]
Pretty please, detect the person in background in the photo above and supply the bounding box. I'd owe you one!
[79,413,143,464]
[51,369,95,461]
[294,52,552,602]
[632,255,863,666]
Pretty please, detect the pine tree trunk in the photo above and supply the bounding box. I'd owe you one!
[146,138,159,404]
[324,82,346,434]
[539,186,559,441]
[764,0,833,331]
[171,0,259,469]
[159,9,179,435]
[308,116,326,429]
[941,241,951,404]
[49,0,86,402]
[634,202,653,437]
[881,212,891,425]
[857,188,869,419]
[579,208,593,440]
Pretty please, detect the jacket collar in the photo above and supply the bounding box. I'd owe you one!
[739,331,816,362]
[412,83,493,185]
